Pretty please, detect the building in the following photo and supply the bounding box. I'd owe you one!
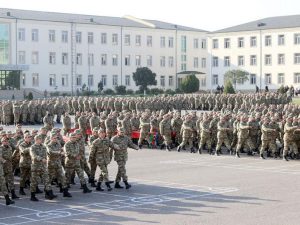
[0,8,208,94]
[208,15,300,91]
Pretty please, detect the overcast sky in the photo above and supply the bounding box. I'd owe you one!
[1,0,299,31]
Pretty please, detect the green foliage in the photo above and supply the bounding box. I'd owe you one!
[133,67,157,92]
[277,85,286,94]
[97,81,104,93]
[103,89,115,95]
[165,89,176,95]
[149,88,164,95]
[115,85,127,95]
[27,92,33,100]
[224,70,249,85]
[82,83,87,92]
[180,74,199,93]
[224,80,235,94]
[50,91,60,97]
[126,89,134,95]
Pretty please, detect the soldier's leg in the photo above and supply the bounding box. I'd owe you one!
[90,159,97,180]
[0,175,9,196]
[64,167,73,186]
[56,166,68,189]
[30,171,38,193]
[260,140,268,156]
[116,160,128,182]
[20,166,30,188]
[99,164,109,182]
[74,165,86,185]
[41,170,52,191]
[4,164,14,191]
[81,159,91,177]
[236,139,243,154]
[269,141,277,155]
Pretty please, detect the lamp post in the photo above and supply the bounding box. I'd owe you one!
[257,22,266,92]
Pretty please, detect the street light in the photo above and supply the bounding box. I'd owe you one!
[257,22,266,91]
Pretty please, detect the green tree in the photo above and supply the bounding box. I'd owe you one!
[133,67,157,92]
[180,74,199,93]
[224,80,235,94]
[82,83,87,92]
[27,92,33,100]
[97,81,104,94]
[224,70,248,89]
[115,85,126,95]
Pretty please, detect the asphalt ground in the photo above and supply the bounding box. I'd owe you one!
[1,142,300,225]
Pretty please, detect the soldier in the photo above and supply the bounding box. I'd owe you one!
[78,113,88,140]
[177,115,194,152]
[138,113,150,148]
[111,127,139,189]
[121,112,132,137]
[88,128,99,187]
[260,118,277,159]
[13,101,21,125]
[54,100,64,124]
[43,111,54,131]
[62,112,72,136]
[105,114,116,139]
[159,114,172,151]
[29,135,57,201]
[198,114,212,154]
[215,116,232,156]
[89,112,100,131]
[171,111,183,146]
[64,133,92,193]
[283,116,299,161]
[28,101,36,125]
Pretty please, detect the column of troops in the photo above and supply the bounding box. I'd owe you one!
[0,92,297,206]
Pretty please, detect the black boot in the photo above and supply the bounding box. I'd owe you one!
[45,190,57,200]
[215,150,220,156]
[166,145,171,152]
[82,184,92,193]
[124,181,131,189]
[260,153,265,159]
[177,146,181,152]
[5,194,15,205]
[160,144,165,150]
[283,155,289,161]
[71,177,76,185]
[236,152,240,158]
[25,180,30,188]
[96,182,104,191]
[63,188,72,197]
[14,168,20,177]
[35,186,43,194]
[138,144,142,149]
[105,182,113,191]
[19,187,26,195]
[90,178,96,187]
[11,189,19,199]
[59,184,63,193]
[114,182,124,189]
[30,192,38,201]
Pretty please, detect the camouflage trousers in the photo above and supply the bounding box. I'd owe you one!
[89,158,97,179]
[162,133,172,146]
[178,136,193,150]
[138,131,149,145]
[283,139,298,156]
[14,113,21,124]
[65,160,86,185]
[97,163,109,182]
[21,113,28,123]
[260,139,277,154]
[115,160,128,182]
[216,136,231,151]
[236,137,255,153]
[30,168,52,193]
[174,130,182,144]
[80,158,91,177]
[48,164,68,189]
[28,112,35,123]
[3,114,11,124]
[199,133,212,150]
[0,173,8,196]
[3,161,15,191]
[20,166,31,188]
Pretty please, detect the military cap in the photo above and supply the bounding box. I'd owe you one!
[31,129,38,134]
[0,131,6,135]
[98,128,106,133]
[40,127,47,131]
[92,127,99,132]
[6,131,12,135]
[74,129,81,134]
[34,134,43,140]
[1,137,8,142]
[70,133,77,138]
[24,133,32,138]
[50,131,57,137]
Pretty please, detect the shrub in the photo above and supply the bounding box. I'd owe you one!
[224,80,235,94]
[103,89,115,95]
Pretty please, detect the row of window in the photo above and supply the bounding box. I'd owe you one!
[212,53,300,67]
[25,74,175,88]
[17,28,206,49]
[212,34,300,49]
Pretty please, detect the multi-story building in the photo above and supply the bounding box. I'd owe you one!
[0,8,208,93]
[208,15,300,91]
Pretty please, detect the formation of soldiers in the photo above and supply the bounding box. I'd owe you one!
[0,92,297,206]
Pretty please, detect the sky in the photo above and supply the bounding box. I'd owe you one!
[1,0,300,31]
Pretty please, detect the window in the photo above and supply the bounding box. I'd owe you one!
[200,77,206,87]
[168,37,174,48]
[213,56,219,67]
[250,36,257,47]
[278,35,285,45]
[147,55,152,67]
[125,55,130,66]
[112,75,118,86]
[88,54,94,66]
[49,52,56,64]
[265,73,272,85]
[88,75,94,86]
[76,32,82,43]
[62,31,68,43]
[181,54,187,62]
[160,56,166,67]
[194,57,199,68]
[62,53,68,65]
[160,36,166,47]
[22,73,26,86]
[18,28,25,41]
[250,74,256,84]
[112,54,118,66]
[135,35,141,46]
[76,53,82,65]
[32,73,39,87]
[88,32,94,44]
[238,37,244,48]
[101,54,107,65]
[278,54,285,65]
[101,75,107,86]
[76,75,82,86]
[294,53,300,64]
[32,51,39,64]
[193,38,199,49]
[201,39,206,49]
[18,51,25,64]
[224,38,230,48]
[61,74,68,86]
[181,36,186,52]
[101,33,107,44]
[31,29,38,42]
[238,56,244,66]
[125,34,130,46]
[125,75,130,86]
[181,63,187,71]
[168,56,174,67]
[278,73,285,84]
[49,74,56,87]
[265,35,271,46]
[49,30,55,42]
[265,54,272,65]
[135,55,141,66]
[294,33,300,45]
[112,33,118,45]
[147,35,152,47]
[213,74,218,85]
[169,76,173,86]
[160,76,165,87]
[212,39,218,49]
[201,58,206,68]
[224,56,230,67]
[294,73,300,83]
[250,55,257,66]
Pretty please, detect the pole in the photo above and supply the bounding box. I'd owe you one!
[175,25,178,89]
[259,29,262,91]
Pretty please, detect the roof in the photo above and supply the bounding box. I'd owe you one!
[212,15,300,34]
[0,8,206,32]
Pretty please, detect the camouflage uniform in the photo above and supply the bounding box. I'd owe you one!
[159,114,172,150]
[1,142,16,193]
[19,137,32,192]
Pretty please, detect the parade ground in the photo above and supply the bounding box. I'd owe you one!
[0,142,300,225]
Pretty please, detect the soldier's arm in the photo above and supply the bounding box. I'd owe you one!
[64,143,77,158]
[46,145,61,156]
[19,144,30,154]
[127,137,139,150]
[89,143,97,162]
[30,147,42,161]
